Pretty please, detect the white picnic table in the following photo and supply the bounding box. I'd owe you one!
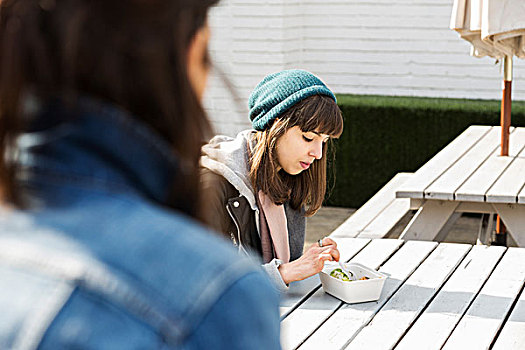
[280,238,525,350]
[395,125,525,245]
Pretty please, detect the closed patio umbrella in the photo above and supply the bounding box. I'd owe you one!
[450,0,525,156]
[450,0,525,244]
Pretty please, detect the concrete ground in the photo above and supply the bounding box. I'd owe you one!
[305,206,515,252]
[304,207,356,249]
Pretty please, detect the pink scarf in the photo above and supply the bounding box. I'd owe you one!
[257,190,290,263]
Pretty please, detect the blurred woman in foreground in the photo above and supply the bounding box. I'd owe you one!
[0,0,280,348]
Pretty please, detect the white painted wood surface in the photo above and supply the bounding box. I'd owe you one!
[455,128,525,202]
[424,127,503,200]
[442,248,525,350]
[280,285,341,350]
[518,183,525,204]
[486,141,525,203]
[492,204,525,247]
[399,200,458,241]
[396,126,490,199]
[279,275,321,319]
[280,239,403,350]
[281,240,525,349]
[356,197,410,239]
[346,243,471,350]
[331,173,412,238]
[297,240,437,350]
[396,126,525,245]
[395,245,506,350]
[492,272,525,350]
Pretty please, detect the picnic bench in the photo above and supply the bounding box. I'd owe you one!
[396,125,525,246]
[281,238,525,349]
[330,172,413,240]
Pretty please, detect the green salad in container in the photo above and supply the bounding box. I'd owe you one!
[329,268,351,281]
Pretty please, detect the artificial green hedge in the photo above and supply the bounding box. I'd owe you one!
[326,94,525,208]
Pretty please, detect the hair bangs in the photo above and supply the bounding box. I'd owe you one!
[292,95,343,138]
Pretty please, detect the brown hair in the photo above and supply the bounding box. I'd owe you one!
[0,0,218,218]
[249,94,343,216]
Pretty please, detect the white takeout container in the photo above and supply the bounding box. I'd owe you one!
[319,262,387,304]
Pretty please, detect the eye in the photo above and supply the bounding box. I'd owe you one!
[302,135,313,142]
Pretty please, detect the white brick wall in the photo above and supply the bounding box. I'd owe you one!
[204,0,525,136]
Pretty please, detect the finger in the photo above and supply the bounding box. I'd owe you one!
[318,252,334,262]
[320,247,340,262]
[330,247,341,262]
[322,237,338,248]
[320,246,336,254]
[309,242,335,253]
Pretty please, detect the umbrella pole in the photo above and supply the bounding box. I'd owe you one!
[500,55,513,157]
[494,55,513,246]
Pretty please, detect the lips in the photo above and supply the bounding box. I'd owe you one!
[300,161,311,170]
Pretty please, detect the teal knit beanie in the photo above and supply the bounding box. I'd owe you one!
[248,69,336,131]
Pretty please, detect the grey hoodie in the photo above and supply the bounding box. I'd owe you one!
[200,130,306,292]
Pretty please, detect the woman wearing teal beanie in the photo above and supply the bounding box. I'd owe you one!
[201,69,344,292]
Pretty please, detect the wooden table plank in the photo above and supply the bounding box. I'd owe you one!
[280,286,340,350]
[485,134,525,203]
[297,240,438,350]
[356,198,410,239]
[280,238,370,318]
[455,128,525,202]
[425,127,504,201]
[518,184,525,204]
[331,173,412,238]
[492,274,525,349]
[280,239,403,350]
[280,275,322,318]
[336,238,373,263]
[395,245,506,350]
[396,126,491,199]
[345,243,471,350]
[442,248,525,350]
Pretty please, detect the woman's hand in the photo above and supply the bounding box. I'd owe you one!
[278,237,340,285]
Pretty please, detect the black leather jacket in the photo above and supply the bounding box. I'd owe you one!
[200,168,305,261]
[201,168,262,256]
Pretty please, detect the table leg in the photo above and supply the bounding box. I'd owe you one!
[477,213,495,245]
[492,204,525,246]
[399,200,459,241]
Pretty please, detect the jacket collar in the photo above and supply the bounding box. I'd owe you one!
[200,130,258,210]
[17,97,185,205]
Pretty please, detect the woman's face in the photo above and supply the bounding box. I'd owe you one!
[187,23,211,101]
[275,126,330,175]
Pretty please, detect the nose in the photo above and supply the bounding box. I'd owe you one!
[308,140,323,160]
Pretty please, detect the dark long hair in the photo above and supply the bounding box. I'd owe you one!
[0,0,218,218]
[250,94,343,216]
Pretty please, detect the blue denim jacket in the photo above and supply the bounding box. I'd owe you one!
[0,98,281,349]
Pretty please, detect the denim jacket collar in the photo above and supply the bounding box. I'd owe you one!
[18,97,183,204]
